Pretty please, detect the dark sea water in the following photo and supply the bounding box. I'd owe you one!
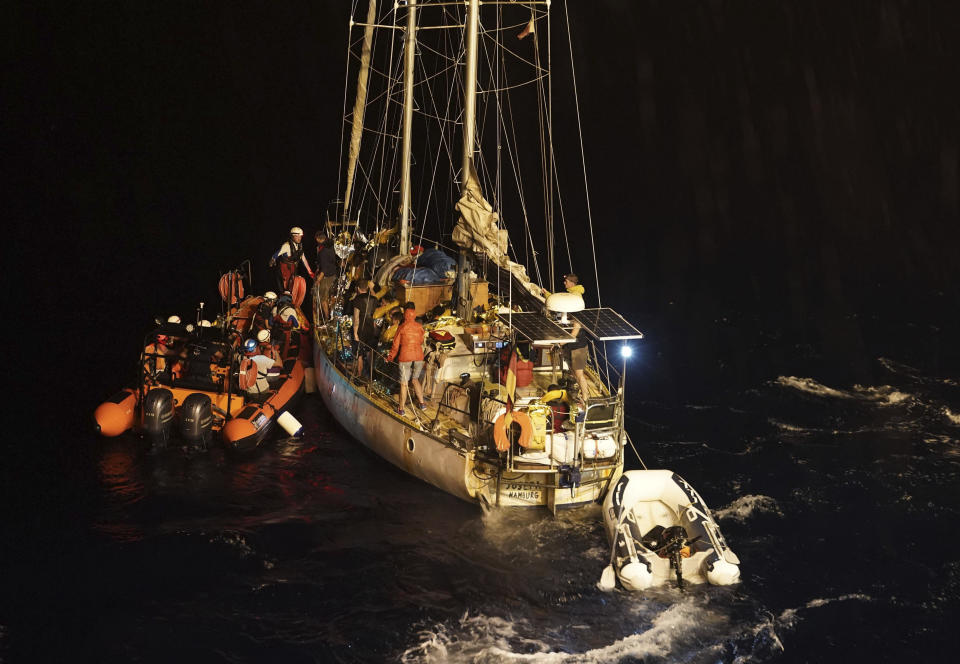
[5,301,960,663]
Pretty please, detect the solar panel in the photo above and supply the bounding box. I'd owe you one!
[497,312,575,344]
[568,308,644,341]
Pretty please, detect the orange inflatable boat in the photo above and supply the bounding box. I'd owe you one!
[94,266,310,452]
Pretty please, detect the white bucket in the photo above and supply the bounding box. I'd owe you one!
[277,411,303,437]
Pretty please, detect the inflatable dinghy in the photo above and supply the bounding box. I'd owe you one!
[600,469,740,590]
[94,265,308,452]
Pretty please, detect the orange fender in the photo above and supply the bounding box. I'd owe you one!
[493,410,533,452]
[94,388,138,437]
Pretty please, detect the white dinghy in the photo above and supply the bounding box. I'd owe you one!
[599,470,741,591]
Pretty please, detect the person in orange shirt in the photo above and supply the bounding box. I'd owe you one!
[385,302,426,416]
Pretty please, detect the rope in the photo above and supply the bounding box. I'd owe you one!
[563,0,601,306]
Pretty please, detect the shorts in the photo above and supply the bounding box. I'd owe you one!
[570,346,587,372]
[317,276,335,300]
[399,360,424,383]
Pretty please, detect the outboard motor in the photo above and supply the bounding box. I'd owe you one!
[143,388,175,449]
[180,392,213,449]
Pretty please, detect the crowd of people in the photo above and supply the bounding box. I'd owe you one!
[142,226,594,416]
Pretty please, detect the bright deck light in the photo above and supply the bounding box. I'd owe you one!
[621,345,633,359]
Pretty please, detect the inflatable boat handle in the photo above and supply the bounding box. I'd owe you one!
[680,502,740,566]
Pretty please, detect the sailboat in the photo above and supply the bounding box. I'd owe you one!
[311,0,645,512]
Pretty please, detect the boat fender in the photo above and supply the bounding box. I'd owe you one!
[94,389,137,437]
[493,410,533,451]
[180,393,213,445]
[277,411,304,437]
[703,554,741,586]
[617,522,653,591]
[619,561,654,591]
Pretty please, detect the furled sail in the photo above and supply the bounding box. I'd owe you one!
[343,0,377,214]
[453,161,545,301]
[452,161,507,260]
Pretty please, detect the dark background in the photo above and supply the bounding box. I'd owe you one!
[11,1,959,407]
[4,2,960,660]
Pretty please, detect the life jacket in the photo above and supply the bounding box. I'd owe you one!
[143,343,168,376]
[277,240,304,265]
[429,329,455,352]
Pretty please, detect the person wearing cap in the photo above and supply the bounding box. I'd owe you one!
[270,227,315,293]
[254,291,278,331]
[240,337,275,399]
[256,328,281,364]
[314,231,340,320]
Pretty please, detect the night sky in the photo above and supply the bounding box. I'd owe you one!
[10,1,960,402]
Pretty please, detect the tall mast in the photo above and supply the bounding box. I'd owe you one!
[456,0,480,320]
[399,0,417,255]
[461,0,479,187]
[343,0,378,218]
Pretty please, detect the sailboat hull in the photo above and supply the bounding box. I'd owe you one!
[313,345,476,502]
[312,343,619,509]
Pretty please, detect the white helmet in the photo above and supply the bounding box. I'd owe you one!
[199,319,212,328]
[167,315,181,324]
[290,226,303,236]
[256,329,271,343]
[264,291,278,302]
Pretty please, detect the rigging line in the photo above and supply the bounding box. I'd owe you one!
[405,5,460,246]
[548,148,573,274]
[371,14,403,231]
[563,0,601,306]
[338,7,360,214]
[346,1,397,218]
[540,10,572,274]
[531,12,552,290]
[494,4,503,286]
[355,27,399,221]
[500,69,543,289]
[478,75,549,95]
[548,7,566,277]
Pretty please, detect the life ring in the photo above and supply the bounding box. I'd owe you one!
[493,410,533,452]
[237,357,258,390]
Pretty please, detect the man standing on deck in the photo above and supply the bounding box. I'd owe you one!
[385,302,427,416]
[270,227,315,293]
[350,280,379,379]
[314,231,340,321]
[562,273,591,404]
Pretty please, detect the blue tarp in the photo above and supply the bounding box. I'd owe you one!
[391,249,456,285]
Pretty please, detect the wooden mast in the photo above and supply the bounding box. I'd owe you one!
[398,0,417,255]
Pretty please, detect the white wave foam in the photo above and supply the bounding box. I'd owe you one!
[401,599,769,663]
[774,376,913,406]
[775,376,850,399]
[778,593,872,626]
[879,357,959,386]
[714,495,783,522]
[944,408,960,426]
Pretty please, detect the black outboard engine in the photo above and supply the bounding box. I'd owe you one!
[180,393,213,450]
[143,388,175,449]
